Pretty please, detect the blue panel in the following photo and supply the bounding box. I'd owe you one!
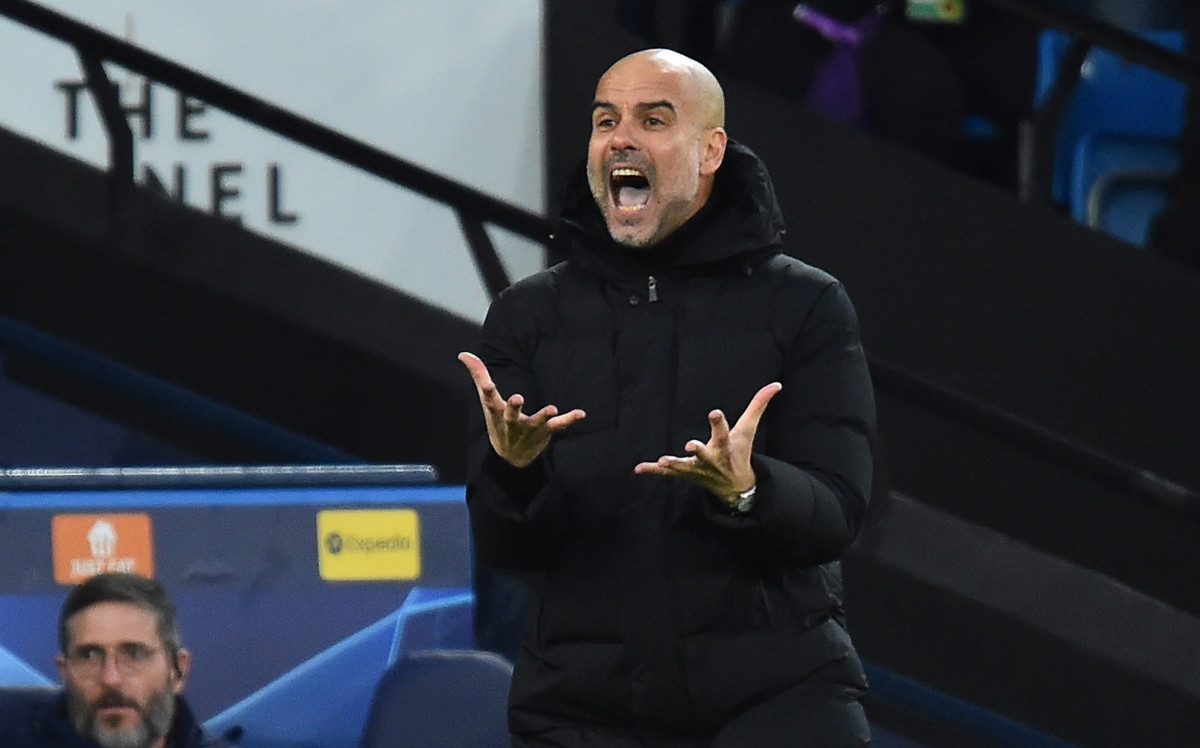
[0,644,54,687]
[203,590,473,748]
[0,482,474,725]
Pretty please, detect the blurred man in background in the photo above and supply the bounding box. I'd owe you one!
[0,572,232,748]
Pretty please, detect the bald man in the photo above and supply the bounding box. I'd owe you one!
[461,49,876,746]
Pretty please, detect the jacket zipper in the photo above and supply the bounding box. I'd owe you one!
[647,275,658,303]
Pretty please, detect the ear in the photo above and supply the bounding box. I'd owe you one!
[171,649,191,694]
[55,654,68,683]
[699,127,727,177]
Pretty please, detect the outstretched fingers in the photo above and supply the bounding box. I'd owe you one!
[684,409,729,464]
[459,352,504,409]
[459,351,587,467]
[504,393,529,423]
[633,454,697,476]
[710,408,732,442]
[732,382,783,435]
[634,382,783,499]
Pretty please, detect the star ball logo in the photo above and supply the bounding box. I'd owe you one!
[316,510,421,581]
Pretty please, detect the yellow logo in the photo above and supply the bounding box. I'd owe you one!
[316,509,421,581]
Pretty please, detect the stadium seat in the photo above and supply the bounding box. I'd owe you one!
[1034,28,1187,206]
[359,648,512,748]
[1070,132,1180,246]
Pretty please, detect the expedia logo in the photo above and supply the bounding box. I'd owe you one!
[316,509,421,581]
[324,532,411,554]
[325,532,344,554]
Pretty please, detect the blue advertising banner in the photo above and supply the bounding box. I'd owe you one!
[0,466,475,747]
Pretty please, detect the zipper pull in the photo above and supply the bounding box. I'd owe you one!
[647,275,658,303]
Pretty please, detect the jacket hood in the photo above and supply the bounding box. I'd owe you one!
[553,139,787,280]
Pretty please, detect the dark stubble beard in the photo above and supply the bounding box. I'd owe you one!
[68,685,175,748]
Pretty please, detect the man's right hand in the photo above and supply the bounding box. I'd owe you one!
[458,352,586,468]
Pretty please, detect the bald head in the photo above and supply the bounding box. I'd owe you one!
[586,48,729,248]
[599,49,725,131]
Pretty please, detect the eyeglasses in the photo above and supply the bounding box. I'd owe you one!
[64,643,163,679]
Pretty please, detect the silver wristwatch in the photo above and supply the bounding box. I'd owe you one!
[731,485,756,514]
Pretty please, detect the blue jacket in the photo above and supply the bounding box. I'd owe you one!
[0,687,234,748]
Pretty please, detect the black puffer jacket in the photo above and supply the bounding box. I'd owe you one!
[467,141,875,738]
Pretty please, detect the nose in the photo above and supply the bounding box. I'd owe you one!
[608,118,638,151]
[99,655,125,685]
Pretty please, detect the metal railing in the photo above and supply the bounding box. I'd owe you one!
[869,357,1200,518]
[0,462,437,489]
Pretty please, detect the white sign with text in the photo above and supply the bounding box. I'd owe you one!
[0,1,546,322]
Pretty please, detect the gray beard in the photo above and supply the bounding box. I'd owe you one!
[70,689,175,748]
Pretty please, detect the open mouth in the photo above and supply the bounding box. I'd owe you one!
[610,167,651,213]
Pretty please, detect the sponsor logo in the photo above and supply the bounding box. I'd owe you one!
[52,514,154,584]
[316,509,421,581]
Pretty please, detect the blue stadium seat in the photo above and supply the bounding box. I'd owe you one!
[1070,132,1180,246]
[1034,28,1186,206]
[359,648,512,748]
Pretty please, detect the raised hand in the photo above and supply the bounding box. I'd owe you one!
[459,352,586,468]
[634,382,782,505]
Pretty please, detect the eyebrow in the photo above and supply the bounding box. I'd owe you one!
[71,640,153,651]
[591,100,677,116]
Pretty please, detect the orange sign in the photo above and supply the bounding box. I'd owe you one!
[52,514,155,584]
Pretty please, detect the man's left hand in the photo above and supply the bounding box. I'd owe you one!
[633,382,782,507]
